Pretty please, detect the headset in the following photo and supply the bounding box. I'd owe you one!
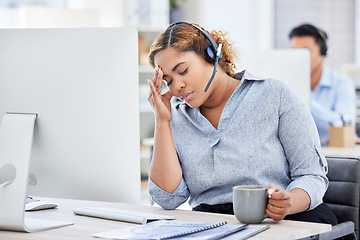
[316,27,328,56]
[169,22,223,92]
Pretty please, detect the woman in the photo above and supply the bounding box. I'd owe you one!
[147,22,337,225]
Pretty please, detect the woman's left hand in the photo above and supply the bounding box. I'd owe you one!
[266,184,292,221]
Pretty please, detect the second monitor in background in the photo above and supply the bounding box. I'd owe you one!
[236,49,311,106]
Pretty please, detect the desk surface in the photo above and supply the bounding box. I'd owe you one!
[0,197,331,240]
[322,145,360,158]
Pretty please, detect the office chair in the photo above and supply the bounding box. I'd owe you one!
[318,156,360,240]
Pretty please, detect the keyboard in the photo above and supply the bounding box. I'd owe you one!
[73,207,175,224]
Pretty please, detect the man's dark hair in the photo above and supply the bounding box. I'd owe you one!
[289,23,328,56]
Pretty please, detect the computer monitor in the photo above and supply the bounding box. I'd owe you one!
[236,49,311,106]
[0,28,141,204]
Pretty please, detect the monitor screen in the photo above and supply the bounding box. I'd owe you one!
[0,28,141,203]
[236,49,311,106]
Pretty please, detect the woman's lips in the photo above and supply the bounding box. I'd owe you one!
[181,92,193,102]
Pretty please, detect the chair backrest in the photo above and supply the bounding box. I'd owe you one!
[323,157,360,239]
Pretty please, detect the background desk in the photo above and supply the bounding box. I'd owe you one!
[322,145,360,158]
[0,197,331,240]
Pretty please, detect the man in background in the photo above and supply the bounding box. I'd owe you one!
[289,23,356,145]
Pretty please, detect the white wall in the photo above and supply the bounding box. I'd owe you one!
[0,8,20,28]
[0,0,169,29]
[68,0,125,27]
[180,0,356,69]
[275,0,356,70]
[18,6,99,28]
[182,0,275,52]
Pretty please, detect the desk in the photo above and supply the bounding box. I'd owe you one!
[322,145,360,158]
[0,197,331,240]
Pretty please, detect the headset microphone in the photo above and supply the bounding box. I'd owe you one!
[204,42,222,92]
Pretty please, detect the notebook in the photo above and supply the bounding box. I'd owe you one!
[93,220,270,240]
[73,207,175,224]
[93,220,229,239]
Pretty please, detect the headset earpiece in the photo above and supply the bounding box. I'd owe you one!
[316,28,328,56]
[205,46,216,63]
[205,45,224,64]
[320,41,328,56]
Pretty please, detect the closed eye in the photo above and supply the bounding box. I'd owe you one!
[166,79,173,86]
[179,68,188,76]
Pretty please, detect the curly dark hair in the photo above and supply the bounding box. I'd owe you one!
[148,23,237,77]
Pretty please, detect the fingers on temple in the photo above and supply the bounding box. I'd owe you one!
[156,68,163,93]
[148,79,162,105]
[148,79,156,100]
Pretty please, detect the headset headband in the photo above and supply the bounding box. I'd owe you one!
[169,21,219,53]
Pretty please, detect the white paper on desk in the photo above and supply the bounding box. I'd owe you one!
[93,220,269,240]
[93,220,230,239]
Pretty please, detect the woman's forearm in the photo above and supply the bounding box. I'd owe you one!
[288,188,311,215]
[149,121,182,193]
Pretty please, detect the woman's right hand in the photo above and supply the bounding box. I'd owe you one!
[148,66,173,123]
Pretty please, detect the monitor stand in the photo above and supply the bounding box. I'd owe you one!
[0,113,73,232]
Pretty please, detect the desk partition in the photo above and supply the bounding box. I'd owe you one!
[322,145,360,158]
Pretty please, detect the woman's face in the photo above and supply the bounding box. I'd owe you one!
[154,48,214,108]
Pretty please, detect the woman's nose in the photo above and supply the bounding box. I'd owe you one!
[172,78,185,94]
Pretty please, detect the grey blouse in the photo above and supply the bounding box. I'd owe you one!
[149,71,328,211]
